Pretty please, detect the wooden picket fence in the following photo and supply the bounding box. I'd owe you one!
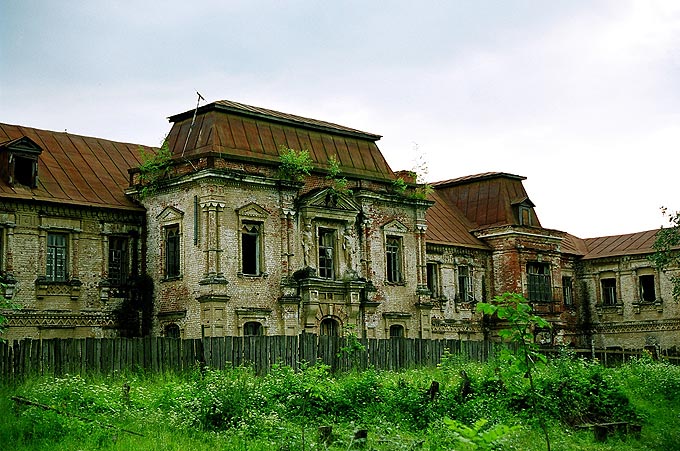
[2,335,677,381]
[0,335,497,381]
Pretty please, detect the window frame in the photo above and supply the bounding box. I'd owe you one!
[385,235,403,284]
[389,324,405,338]
[240,222,263,276]
[108,236,129,287]
[458,265,474,302]
[46,232,68,282]
[562,276,574,307]
[318,227,336,279]
[639,274,656,303]
[426,261,440,298]
[243,321,263,336]
[164,225,181,279]
[526,262,552,302]
[601,278,617,306]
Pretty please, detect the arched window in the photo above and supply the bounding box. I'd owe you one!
[320,318,340,336]
[389,324,404,338]
[165,324,180,338]
[243,321,263,336]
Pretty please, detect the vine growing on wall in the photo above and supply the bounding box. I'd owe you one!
[137,141,173,198]
[650,206,680,301]
[326,155,352,196]
[277,146,314,182]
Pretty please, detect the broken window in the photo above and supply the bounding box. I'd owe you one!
[386,236,403,283]
[426,262,440,297]
[108,236,128,286]
[390,324,405,338]
[601,278,617,305]
[639,274,656,303]
[527,262,552,302]
[165,324,180,338]
[320,317,339,336]
[562,276,573,307]
[458,266,474,302]
[46,233,68,282]
[241,222,262,275]
[243,321,263,336]
[318,228,335,279]
[164,225,180,278]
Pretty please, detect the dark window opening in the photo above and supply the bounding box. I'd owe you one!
[165,226,180,278]
[241,223,261,275]
[562,276,573,307]
[426,262,439,297]
[13,156,37,187]
[320,318,339,336]
[390,324,404,338]
[165,324,180,338]
[46,233,67,281]
[386,236,402,283]
[108,237,128,286]
[527,262,552,302]
[601,278,617,305]
[640,274,656,302]
[318,229,334,279]
[243,321,263,336]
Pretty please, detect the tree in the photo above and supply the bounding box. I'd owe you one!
[477,292,552,451]
[650,207,680,301]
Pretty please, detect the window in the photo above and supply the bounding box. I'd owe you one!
[165,324,180,338]
[601,278,617,305]
[639,274,656,302]
[527,262,552,302]
[318,228,335,279]
[389,324,404,338]
[519,206,532,226]
[458,266,474,302]
[241,223,261,275]
[13,156,38,187]
[243,321,263,336]
[320,318,339,336]
[46,233,67,281]
[108,237,128,286]
[386,236,403,283]
[164,225,180,278]
[426,262,440,297]
[562,276,573,307]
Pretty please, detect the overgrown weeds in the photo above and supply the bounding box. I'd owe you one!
[2,356,679,450]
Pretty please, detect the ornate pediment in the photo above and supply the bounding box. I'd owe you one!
[383,219,409,234]
[236,202,269,220]
[157,206,184,222]
[0,136,43,156]
[298,188,360,223]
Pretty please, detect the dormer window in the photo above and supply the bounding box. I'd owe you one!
[0,136,42,188]
[512,197,536,226]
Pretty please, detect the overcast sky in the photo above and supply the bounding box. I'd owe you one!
[1,0,678,238]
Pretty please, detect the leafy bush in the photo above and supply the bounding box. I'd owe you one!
[277,146,313,182]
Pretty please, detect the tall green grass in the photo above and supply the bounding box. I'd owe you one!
[2,354,679,450]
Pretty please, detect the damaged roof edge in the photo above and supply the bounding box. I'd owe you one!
[168,100,383,141]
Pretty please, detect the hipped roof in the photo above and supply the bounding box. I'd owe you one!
[165,99,396,181]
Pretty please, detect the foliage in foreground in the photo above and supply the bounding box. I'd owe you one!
[2,355,679,450]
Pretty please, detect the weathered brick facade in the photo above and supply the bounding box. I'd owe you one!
[2,101,679,351]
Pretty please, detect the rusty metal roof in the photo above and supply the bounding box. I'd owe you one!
[426,191,489,249]
[431,172,541,228]
[0,123,149,211]
[165,100,395,181]
[581,229,660,259]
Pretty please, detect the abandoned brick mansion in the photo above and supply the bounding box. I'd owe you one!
[1,99,678,351]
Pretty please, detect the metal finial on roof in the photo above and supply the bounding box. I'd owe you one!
[181,92,205,160]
